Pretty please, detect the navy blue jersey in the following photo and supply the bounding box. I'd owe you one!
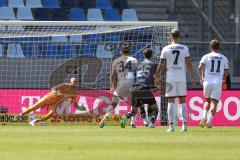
[133,59,157,89]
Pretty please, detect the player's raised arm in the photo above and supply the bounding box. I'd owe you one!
[185,57,196,88]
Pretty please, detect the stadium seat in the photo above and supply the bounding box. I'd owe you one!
[26,0,43,8]
[52,36,68,43]
[52,8,68,21]
[8,0,25,7]
[113,0,129,9]
[23,43,41,57]
[17,8,34,20]
[104,9,121,21]
[42,0,60,8]
[87,34,102,42]
[0,7,16,20]
[96,0,112,9]
[96,45,112,58]
[69,8,86,21]
[122,9,139,21]
[33,8,52,21]
[0,44,3,57]
[7,44,25,57]
[87,9,104,21]
[104,33,120,42]
[0,0,7,7]
[79,44,95,56]
[69,35,83,42]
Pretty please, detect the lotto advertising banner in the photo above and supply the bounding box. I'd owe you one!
[0,90,239,126]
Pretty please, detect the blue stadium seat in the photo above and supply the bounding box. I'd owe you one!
[59,45,73,57]
[17,8,34,20]
[104,33,120,42]
[7,44,25,57]
[42,45,58,57]
[23,43,41,57]
[33,8,52,21]
[78,44,95,56]
[42,0,60,8]
[69,35,83,42]
[44,44,73,57]
[113,0,129,9]
[52,36,68,42]
[69,8,86,21]
[8,0,25,7]
[52,8,68,21]
[122,9,139,21]
[86,34,102,42]
[0,44,3,57]
[104,9,121,21]
[0,7,16,20]
[87,8,103,21]
[96,0,112,9]
[96,45,112,58]
[26,0,43,8]
[0,0,7,7]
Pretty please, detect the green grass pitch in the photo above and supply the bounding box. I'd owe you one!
[0,126,239,160]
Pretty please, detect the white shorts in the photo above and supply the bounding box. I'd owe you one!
[203,81,222,101]
[165,81,186,97]
[113,81,133,99]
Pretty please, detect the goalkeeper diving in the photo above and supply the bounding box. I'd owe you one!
[14,77,86,126]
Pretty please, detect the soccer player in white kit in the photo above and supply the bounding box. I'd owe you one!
[156,29,196,132]
[99,45,138,128]
[198,39,229,128]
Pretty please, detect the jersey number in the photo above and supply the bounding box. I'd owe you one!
[210,60,221,73]
[172,50,180,65]
[117,61,132,73]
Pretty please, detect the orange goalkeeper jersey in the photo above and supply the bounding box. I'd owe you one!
[37,83,78,108]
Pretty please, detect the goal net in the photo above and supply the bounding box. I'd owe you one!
[0,21,177,125]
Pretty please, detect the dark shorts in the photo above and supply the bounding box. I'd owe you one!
[131,87,156,107]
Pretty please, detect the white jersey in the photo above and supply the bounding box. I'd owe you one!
[160,43,190,82]
[112,55,138,86]
[200,52,229,84]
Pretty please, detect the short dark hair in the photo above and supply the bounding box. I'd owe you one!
[210,39,220,50]
[143,49,153,59]
[170,29,180,39]
[121,45,130,54]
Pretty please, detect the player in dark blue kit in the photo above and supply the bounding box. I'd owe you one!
[120,49,158,128]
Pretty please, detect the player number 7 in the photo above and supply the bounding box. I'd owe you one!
[172,50,180,65]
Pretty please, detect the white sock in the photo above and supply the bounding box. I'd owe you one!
[202,109,207,120]
[143,118,149,125]
[167,103,175,125]
[179,103,187,123]
[207,114,213,125]
[103,105,114,121]
[131,116,136,126]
